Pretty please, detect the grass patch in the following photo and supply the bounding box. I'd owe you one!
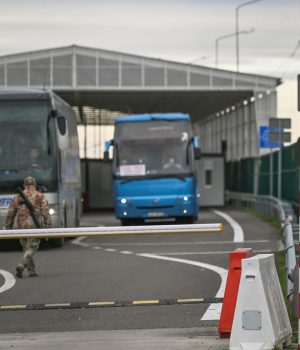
[275,251,298,344]
[243,207,282,233]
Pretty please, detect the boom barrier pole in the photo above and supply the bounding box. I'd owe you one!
[0,223,223,240]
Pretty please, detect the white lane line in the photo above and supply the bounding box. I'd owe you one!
[213,210,244,243]
[138,253,227,320]
[0,270,16,293]
[71,236,89,247]
[120,251,133,255]
[104,248,117,252]
[93,246,102,250]
[150,251,233,256]
[75,239,268,247]
[147,249,274,256]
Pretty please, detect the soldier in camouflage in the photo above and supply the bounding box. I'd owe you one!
[5,176,51,278]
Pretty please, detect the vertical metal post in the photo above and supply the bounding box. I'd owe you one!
[278,134,282,200]
[298,162,300,349]
[84,123,87,159]
[235,0,262,72]
[79,106,87,159]
[254,158,260,195]
[215,39,219,68]
[269,149,273,196]
[235,7,240,72]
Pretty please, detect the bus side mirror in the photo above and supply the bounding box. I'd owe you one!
[194,148,201,160]
[57,116,67,135]
[103,150,110,162]
[52,109,67,136]
[193,136,201,160]
[53,110,69,149]
[103,140,114,162]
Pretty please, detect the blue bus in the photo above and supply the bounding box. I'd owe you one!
[105,113,201,225]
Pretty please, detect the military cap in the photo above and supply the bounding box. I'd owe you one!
[24,176,37,187]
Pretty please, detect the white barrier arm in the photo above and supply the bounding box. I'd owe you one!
[0,223,223,239]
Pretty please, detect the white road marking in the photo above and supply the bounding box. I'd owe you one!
[71,236,89,247]
[138,253,228,320]
[148,249,274,256]
[45,303,71,307]
[75,239,268,247]
[213,210,244,242]
[120,251,133,254]
[93,246,102,250]
[0,270,16,293]
[149,251,233,256]
[73,215,246,321]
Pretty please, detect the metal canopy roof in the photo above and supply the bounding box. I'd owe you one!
[62,89,253,125]
[0,45,281,126]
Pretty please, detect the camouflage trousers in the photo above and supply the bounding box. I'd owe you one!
[18,238,40,272]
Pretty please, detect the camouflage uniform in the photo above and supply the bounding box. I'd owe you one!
[5,176,51,278]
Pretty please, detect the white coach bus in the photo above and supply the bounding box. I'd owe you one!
[0,89,81,247]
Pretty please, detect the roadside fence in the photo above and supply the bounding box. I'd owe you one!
[227,191,297,310]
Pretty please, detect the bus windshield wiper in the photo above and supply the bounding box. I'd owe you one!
[120,177,145,184]
[165,175,186,182]
[119,173,187,183]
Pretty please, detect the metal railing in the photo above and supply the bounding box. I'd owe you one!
[282,218,297,302]
[227,190,297,309]
[226,191,297,222]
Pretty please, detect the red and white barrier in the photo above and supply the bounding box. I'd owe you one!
[230,254,292,350]
[219,248,252,338]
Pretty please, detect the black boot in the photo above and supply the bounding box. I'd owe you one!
[16,266,23,278]
[29,271,38,277]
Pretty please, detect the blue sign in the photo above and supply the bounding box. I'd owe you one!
[259,126,281,149]
[0,197,13,207]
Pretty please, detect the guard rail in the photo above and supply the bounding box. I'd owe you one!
[227,191,297,310]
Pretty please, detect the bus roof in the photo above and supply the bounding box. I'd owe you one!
[0,89,52,101]
[115,113,190,123]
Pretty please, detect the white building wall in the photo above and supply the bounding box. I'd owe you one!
[194,90,277,161]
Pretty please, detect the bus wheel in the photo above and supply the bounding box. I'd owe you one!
[49,238,65,248]
[185,216,195,224]
[178,216,194,224]
[121,219,129,226]
[121,219,136,226]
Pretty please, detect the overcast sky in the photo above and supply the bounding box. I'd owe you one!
[1,0,299,140]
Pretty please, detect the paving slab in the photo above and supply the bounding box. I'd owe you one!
[0,327,229,350]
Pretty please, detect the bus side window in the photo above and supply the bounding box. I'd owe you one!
[205,169,212,187]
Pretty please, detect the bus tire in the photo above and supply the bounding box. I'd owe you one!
[121,219,137,226]
[178,216,194,224]
[185,216,195,224]
[49,238,64,248]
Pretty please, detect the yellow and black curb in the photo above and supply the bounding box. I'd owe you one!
[0,297,223,311]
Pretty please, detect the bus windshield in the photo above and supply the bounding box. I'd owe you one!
[0,100,58,192]
[114,119,193,178]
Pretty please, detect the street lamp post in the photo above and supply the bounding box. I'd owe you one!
[215,29,254,69]
[235,0,263,72]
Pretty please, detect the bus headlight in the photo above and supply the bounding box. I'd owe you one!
[49,208,55,215]
[183,196,189,201]
[121,198,127,204]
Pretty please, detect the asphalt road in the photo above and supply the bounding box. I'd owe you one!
[0,209,282,335]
